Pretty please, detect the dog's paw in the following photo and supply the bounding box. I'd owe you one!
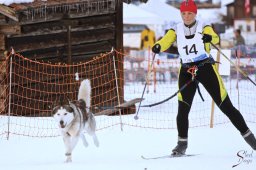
[65,153,72,163]
[94,141,99,147]
[65,157,72,163]
[80,134,89,147]
[93,137,99,147]
[83,139,89,147]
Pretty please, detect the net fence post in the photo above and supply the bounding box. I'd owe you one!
[112,49,123,131]
[235,46,241,110]
[210,49,220,128]
[7,49,14,140]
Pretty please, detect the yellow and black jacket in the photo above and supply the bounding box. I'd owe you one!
[140,28,156,50]
[155,21,219,54]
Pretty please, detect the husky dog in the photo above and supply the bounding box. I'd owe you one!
[53,79,99,163]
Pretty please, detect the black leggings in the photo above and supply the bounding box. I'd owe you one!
[177,60,249,138]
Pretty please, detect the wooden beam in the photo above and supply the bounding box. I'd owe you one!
[0,5,18,22]
[0,34,5,50]
[116,0,123,51]
[10,25,114,38]
[0,24,21,35]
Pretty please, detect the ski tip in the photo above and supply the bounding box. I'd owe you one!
[141,155,146,159]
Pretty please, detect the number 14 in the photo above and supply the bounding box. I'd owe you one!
[183,44,198,55]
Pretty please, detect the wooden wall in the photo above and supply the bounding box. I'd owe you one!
[0,0,130,116]
[226,0,256,26]
[0,0,123,63]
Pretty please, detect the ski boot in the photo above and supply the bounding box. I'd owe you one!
[242,129,256,150]
[172,137,188,155]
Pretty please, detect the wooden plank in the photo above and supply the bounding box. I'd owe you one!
[9,4,28,11]
[0,24,21,35]
[0,85,7,97]
[13,24,114,38]
[7,30,114,53]
[0,99,6,114]
[0,4,18,21]
[10,0,88,10]
[95,98,143,116]
[0,34,5,50]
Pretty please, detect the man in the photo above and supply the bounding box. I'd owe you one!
[234,29,245,46]
[140,26,156,50]
[234,29,246,58]
[152,0,256,155]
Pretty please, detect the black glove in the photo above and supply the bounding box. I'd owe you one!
[152,44,161,54]
[202,34,212,43]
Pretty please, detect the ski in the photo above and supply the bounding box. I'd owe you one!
[141,154,198,160]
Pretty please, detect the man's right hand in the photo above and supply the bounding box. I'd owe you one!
[152,44,161,54]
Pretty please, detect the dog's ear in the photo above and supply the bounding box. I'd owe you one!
[64,105,74,113]
[49,98,59,116]
[52,105,60,115]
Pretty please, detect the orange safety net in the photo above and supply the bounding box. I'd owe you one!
[0,48,255,139]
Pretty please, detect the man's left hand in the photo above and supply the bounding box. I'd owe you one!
[202,34,212,43]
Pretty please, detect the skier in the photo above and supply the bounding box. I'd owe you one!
[152,0,256,155]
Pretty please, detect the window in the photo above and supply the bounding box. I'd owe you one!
[246,25,251,32]
[238,25,243,31]
[253,6,256,16]
[228,6,234,18]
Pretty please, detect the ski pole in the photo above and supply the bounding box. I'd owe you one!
[199,32,256,86]
[210,42,256,86]
[134,53,156,120]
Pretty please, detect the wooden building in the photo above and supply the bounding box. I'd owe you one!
[167,0,220,9]
[0,0,142,116]
[0,0,123,63]
[226,0,256,27]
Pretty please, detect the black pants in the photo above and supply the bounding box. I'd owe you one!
[177,59,249,138]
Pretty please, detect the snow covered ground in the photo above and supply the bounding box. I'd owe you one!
[1,75,255,170]
[1,120,256,170]
[0,1,255,169]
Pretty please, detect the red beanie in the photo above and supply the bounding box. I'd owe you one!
[180,0,197,14]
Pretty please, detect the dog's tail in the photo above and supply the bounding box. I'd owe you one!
[78,79,91,112]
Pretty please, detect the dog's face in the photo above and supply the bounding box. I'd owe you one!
[53,105,75,129]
